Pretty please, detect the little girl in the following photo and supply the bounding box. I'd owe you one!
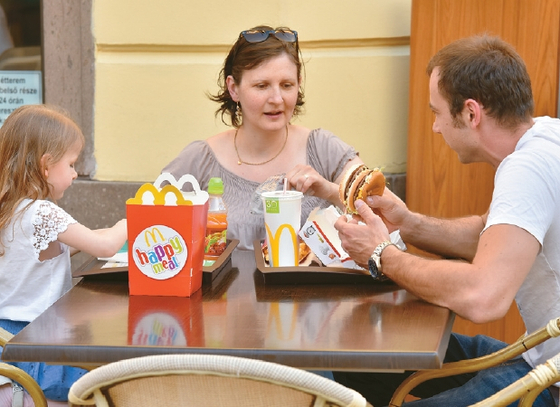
[0,105,127,406]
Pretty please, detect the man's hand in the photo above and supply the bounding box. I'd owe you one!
[334,200,391,266]
[366,188,410,234]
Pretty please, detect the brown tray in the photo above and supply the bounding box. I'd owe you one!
[253,240,391,285]
[73,239,239,285]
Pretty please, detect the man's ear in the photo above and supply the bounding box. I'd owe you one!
[463,99,482,127]
[40,154,50,178]
[226,75,239,102]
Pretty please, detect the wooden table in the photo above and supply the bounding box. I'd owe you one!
[2,249,454,372]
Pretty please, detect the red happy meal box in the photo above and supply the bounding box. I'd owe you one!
[126,173,209,297]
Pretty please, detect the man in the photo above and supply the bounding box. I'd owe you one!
[333,35,560,406]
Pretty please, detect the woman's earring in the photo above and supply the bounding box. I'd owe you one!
[235,102,242,123]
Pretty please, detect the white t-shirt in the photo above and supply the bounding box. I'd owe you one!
[484,116,560,368]
[0,199,76,322]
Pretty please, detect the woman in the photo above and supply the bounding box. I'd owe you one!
[162,25,363,250]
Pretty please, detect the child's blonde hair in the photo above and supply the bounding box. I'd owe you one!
[0,104,85,253]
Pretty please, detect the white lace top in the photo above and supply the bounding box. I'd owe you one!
[0,199,77,322]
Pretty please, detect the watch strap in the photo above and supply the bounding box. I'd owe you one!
[368,240,395,281]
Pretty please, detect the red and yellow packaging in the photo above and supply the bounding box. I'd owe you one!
[126,173,209,297]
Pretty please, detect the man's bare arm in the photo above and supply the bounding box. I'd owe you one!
[400,212,486,261]
[381,223,539,323]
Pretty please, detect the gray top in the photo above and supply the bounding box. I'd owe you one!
[162,128,358,250]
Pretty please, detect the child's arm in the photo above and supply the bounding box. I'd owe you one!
[57,219,127,259]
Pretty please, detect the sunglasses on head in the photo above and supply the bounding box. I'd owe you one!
[240,29,298,44]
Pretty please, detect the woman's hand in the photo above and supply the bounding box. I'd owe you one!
[286,164,338,202]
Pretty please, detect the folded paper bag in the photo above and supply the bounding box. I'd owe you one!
[126,173,209,297]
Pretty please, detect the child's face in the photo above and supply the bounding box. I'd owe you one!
[44,140,81,200]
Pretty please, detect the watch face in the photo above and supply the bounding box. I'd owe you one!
[368,258,381,279]
[368,258,390,282]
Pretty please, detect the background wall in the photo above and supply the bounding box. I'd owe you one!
[90,0,411,182]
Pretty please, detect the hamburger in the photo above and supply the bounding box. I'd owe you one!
[339,164,386,214]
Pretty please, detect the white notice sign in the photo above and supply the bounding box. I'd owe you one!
[0,71,43,126]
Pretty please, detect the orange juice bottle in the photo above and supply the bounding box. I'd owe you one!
[204,177,228,264]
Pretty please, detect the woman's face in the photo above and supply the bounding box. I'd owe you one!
[227,53,300,132]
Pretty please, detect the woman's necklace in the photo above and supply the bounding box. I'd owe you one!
[234,125,289,166]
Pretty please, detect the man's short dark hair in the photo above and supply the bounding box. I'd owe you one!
[427,35,534,128]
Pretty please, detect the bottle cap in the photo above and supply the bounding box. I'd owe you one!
[208,177,224,195]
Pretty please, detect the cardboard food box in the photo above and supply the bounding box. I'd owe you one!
[126,173,209,297]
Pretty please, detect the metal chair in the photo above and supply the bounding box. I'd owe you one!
[68,353,371,407]
[0,327,48,407]
[389,317,560,407]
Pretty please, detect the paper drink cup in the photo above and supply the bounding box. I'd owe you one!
[261,190,303,267]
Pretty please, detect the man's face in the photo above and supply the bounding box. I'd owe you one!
[428,68,475,163]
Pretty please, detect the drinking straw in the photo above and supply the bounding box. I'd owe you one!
[283,177,288,194]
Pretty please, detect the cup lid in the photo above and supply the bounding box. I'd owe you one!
[261,190,303,199]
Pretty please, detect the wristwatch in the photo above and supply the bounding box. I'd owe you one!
[368,240,395,280]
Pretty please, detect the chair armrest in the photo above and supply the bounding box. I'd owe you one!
[471,352,560,407]
[0,327,13,347]
[389,317,560,407]
[0,363,47,407]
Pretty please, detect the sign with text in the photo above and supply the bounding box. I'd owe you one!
[0,71,42,126]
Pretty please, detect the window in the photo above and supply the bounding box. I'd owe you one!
[0,0,42,126]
